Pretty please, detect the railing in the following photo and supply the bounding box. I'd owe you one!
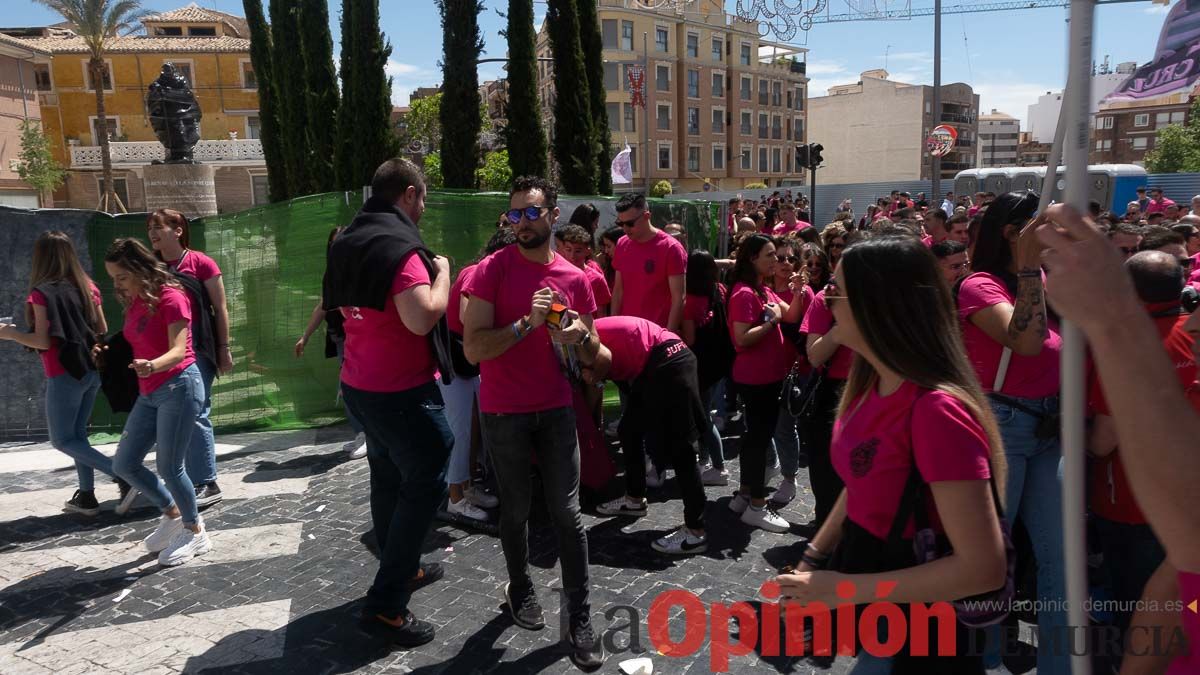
[941,112,974,124]
[70,139,265,167]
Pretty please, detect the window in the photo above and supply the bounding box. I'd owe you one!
[740,76,751,101]
[604,62,619,90]
[84,59,113,91]
[657,104,671,130]
[688,145,700,172]
[622,64,633,91]
[741,146,751,170]
[772,115,781,140]
[1102,139,1112,150]
[740,111,751,135]
[712,72,724,97]
[1173,111,1186,124]
[759,146,768,172]
[656,64,670,92]
[687,69,699,97]
[607,102,621,131]
[772,81,782,107]
[1132,137,1148,150]
[1134,113,1148,127]
[759,79,769,105]
[794,118,803,140]
[154,26,183,36]
[713,145,725,170]
[712,37,723,62]
[621,21,634,50]
[659,144,672,169]
[686,34,698,58]
[687,107,699,135]
[188,26,216,36]
[787,90,792,109]
[98,176,129,209]
[251,174,269,206]
[33,63,52,91]
[241,60,257,89]
[629,147,638,174]
[602,20,618,49]
[772,147,781,173]
[712,108,724,133]
[1100,116,1113,129]
[797,86,805,110]
[656,27,669,52]
[246,115,261,139]
[740,43,751,66]
[91,116,118,143]
[758,113,768,139]
[624,103,636,133]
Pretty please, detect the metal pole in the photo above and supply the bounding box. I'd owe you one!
[931,0,941,200]
[809,159,816,225]
[1062,3,1094,674]
[644,31,651,195]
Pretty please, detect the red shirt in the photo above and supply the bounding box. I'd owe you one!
[447,264,475,336]
[584,263,612,309]
[463,246,596,414]
[339,253,435,392]
[594,316,679,382]
[612,229,686,327]
[800,289,854,379]
[166,250,221,282]
[958,272,1062,398]
[833,382,992,539]
[1088,311,1197,524]
[27,282,102,379]
[728,283,795,385]
[123,286,195,395]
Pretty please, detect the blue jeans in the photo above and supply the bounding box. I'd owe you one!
[699,382,724,470]
[771,398,802,478]
[343,380,451,616]
[113,365,204,525]
[46,370,114,491]
[438,375,479,485]
[184,356,217,487]
[984,394,1068,675]
[1093,516,1165,634]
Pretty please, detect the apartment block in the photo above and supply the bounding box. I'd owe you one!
[977,109,1020,168]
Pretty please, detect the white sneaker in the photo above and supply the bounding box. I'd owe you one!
[645,458,663,489]
[464,484,498,509]
[651,527,708,555]
[741,505,790,533]
[143,514,185,553]
[447,496,489,521]
[345,433,367,460]
[158,527,212,566]
[604,419,620,438]
[770,478,797,507]
[728,491,750,514]
[596,496,647,517]
[701,466,729,486]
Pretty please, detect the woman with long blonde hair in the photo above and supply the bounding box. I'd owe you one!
[104,238,212,567]
[0,231,121,515]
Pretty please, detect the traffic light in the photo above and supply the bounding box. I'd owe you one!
[796,144,809,171]
[810,143,824,168]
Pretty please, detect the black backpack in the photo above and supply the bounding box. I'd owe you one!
[168,269,219,370]
[692,289,735,391]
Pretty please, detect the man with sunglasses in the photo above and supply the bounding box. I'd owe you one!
[1108,223,1144,261]
[609,193,687,334]
[461,175,603,670]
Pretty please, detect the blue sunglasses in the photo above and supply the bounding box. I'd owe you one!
[506,205,549,224]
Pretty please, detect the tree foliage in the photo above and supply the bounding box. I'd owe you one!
[476,150,512,191]
[1144,99,1200,173]
[651,180,672,198]
[575,0,609,195]
[336,0,400,190]
[16,119,67,195]
[545,0,596,194]
[504,0,547,178]
[269,0,309,197]
[407,93,442,153]
[424,153,444,189]
[437,0,484,188]
[243,0,287,202]
[299,0,339,193]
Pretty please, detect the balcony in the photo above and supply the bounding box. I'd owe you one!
[941,112,974,125]
[70,139,265,168]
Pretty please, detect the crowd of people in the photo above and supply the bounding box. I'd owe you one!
[1,158,1198,674]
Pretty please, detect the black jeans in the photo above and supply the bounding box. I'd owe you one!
[738,381,783,499]
[800,376,845,527]
[343,380,452,617]
[617,344,707,530]
[483,406,591,618]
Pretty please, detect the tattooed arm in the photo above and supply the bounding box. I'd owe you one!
[968,219,1049,357]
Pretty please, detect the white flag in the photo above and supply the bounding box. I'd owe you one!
[611,143,633,185]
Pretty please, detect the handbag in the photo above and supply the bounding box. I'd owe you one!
[784,362,824,419]
[987,346,1059,441]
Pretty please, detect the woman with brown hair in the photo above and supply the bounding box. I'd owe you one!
[821,223,848,268]
[105,238,211,566]
[0,232,122,515]
[146,209,231,508]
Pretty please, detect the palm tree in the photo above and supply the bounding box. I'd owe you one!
[34,0,147,212]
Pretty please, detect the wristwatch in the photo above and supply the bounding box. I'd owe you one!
[581,332,592,347]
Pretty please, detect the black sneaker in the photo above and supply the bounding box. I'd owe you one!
[115,479,138,516]
[503,581,545,630]
[63,490,100,516]
[568,614,604,671]
[359,610,436,647]
[194,482,223,510]
[406,562,444,591]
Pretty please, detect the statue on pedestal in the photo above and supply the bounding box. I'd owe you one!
[147,63,202,163]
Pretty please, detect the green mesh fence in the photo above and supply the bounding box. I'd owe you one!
[81,191,719,435]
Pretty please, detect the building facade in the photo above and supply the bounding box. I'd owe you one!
[807,69,979,184]
[0,33,50,207]
[1017,131,1052,167]
[1026,59,1135,144]
[537,0,809,193]
[6,3,268,213]
[1090,89,1191,166]
[976,109,1020,168]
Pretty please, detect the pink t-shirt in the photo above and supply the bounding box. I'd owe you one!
[1145,197,1176,215]
[800,290,854,379]
[728,283,795,385]
[447,264,475,335]
[1168,571,1200,675]
[166,250,221,282]
[463,245,597,414]
[123,286,195,396]
[771,220,813,236]
[612,229,686,327]
[833,382,992,539]
[339,253,435,393]
[957,272,1062,398]
[27,282,102,379]
[594,316,680,382]
[1189,253,1200,286]
[584,263,612,309]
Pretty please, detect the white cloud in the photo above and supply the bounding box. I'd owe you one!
[974,81,1060,127]
[887,50,932,64]
[383,60,439,106]
[805,60,849,76]
[385,60,422,77]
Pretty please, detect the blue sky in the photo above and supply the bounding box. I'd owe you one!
[8,0,1173,125]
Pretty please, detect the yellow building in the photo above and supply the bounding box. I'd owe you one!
[6,3,269,212]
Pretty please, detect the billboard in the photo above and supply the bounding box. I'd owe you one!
[1104,0,1200,102]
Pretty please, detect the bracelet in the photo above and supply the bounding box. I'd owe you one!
[805,542,827,559]
[511,321,524,340]
[800,553,828,570]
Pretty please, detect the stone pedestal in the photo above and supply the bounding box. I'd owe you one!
[143,163,218,219]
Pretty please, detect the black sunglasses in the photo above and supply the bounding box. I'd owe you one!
[615,210,645,228]
[506,205,549,225]
[776,255,799,264]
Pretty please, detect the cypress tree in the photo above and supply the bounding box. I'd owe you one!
[576,0,610,195]
[242,0,287,202]
[504,0,547,178]
[268,0,309,197]
[546,0,596,194]
[299,0,339,193]
[437,0,484,188]
[334,0,357,189]
[346,0,399,189]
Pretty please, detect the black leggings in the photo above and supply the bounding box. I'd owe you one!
[737,381,782,500]
[800,376,845,528]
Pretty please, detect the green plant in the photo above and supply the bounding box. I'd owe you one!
[650,180,672,198]
[16,118,67,194]
[424,152,444,189]
[475,150,512,191]
[744,181,768,189]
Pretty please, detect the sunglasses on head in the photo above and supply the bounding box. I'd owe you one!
[776,254,798,264]
[506,205,550,224]
[615,211,645,228]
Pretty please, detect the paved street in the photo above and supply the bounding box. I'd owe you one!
[0,424,1031,674]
